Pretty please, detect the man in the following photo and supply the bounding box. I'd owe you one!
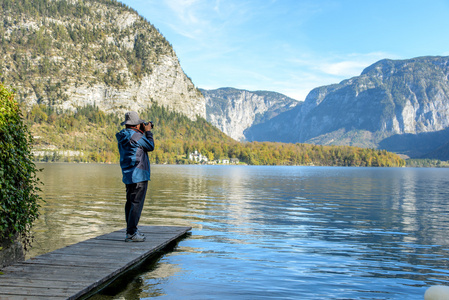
[116,111,154,242]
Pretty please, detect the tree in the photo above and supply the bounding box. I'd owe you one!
[0,82,41,251]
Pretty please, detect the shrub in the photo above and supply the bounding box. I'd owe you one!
[0,82,41,250]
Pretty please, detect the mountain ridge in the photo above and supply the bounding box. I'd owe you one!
[201,87,300,141]
[246,55,449,159]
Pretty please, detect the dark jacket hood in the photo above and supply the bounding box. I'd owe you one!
[116,128,135,145]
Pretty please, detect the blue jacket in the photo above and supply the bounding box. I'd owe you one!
[116,128,155,184]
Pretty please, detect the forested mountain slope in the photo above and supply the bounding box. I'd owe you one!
[0,0,205,119]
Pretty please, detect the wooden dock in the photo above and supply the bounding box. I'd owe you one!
[0,225,191,300]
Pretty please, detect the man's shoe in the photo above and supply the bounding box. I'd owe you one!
[125,231,146,242]
[136,229,145,236]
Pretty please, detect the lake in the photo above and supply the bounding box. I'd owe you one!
[31,163,449,299]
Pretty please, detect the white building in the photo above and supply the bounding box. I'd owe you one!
[189,150,208,163]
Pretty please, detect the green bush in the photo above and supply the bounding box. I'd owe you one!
[0,82,41,250]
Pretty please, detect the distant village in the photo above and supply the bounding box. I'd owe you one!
[188,150,240,165]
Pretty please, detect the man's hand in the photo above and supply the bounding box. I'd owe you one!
[144,122,152,132]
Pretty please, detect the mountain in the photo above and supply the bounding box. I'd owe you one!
[244,103,302,143]
[200,87,300,141]
[0,0,205,120]
[421,138,449,161]
[256,56,449,158]
[0,1,443,160]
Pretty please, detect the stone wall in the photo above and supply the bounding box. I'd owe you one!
[0,235,25,268]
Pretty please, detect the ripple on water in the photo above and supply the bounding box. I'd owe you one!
[33,164,449,299]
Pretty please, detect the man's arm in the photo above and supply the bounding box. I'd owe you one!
[137,128,155,152]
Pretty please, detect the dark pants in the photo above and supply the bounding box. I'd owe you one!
[125,181,148,235]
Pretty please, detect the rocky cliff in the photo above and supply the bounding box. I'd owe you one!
[297,56,449,142]
[201,88,299,141]
[0,0,205,120]
[257,56,449,157]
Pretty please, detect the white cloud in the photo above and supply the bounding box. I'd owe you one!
[288,52,394,78]
[316,52,395,77]
[164,0,201,21]
[160,0,261,47]
[320,60,369,77]
[160,0,213,40]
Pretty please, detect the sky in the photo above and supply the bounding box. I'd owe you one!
[119,0,449,101]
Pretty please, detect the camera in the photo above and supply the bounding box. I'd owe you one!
[139,121,154,132]
[144,121,154,129]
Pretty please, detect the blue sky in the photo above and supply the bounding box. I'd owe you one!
[119,0,449,100]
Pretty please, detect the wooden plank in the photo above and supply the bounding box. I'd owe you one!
[3,264,117,280]
[0,295,65,300]
[0,225,191,300]
[0,286,79,297]
[18,257,125,268]
[0,278,87,289]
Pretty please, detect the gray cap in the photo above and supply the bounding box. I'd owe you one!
[121,111,145,126]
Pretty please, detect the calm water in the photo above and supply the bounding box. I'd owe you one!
[31,163,449,299]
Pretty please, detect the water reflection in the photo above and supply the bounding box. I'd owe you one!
[31,164,449,299]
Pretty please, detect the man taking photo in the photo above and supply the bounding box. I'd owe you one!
[116,111,154,242]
